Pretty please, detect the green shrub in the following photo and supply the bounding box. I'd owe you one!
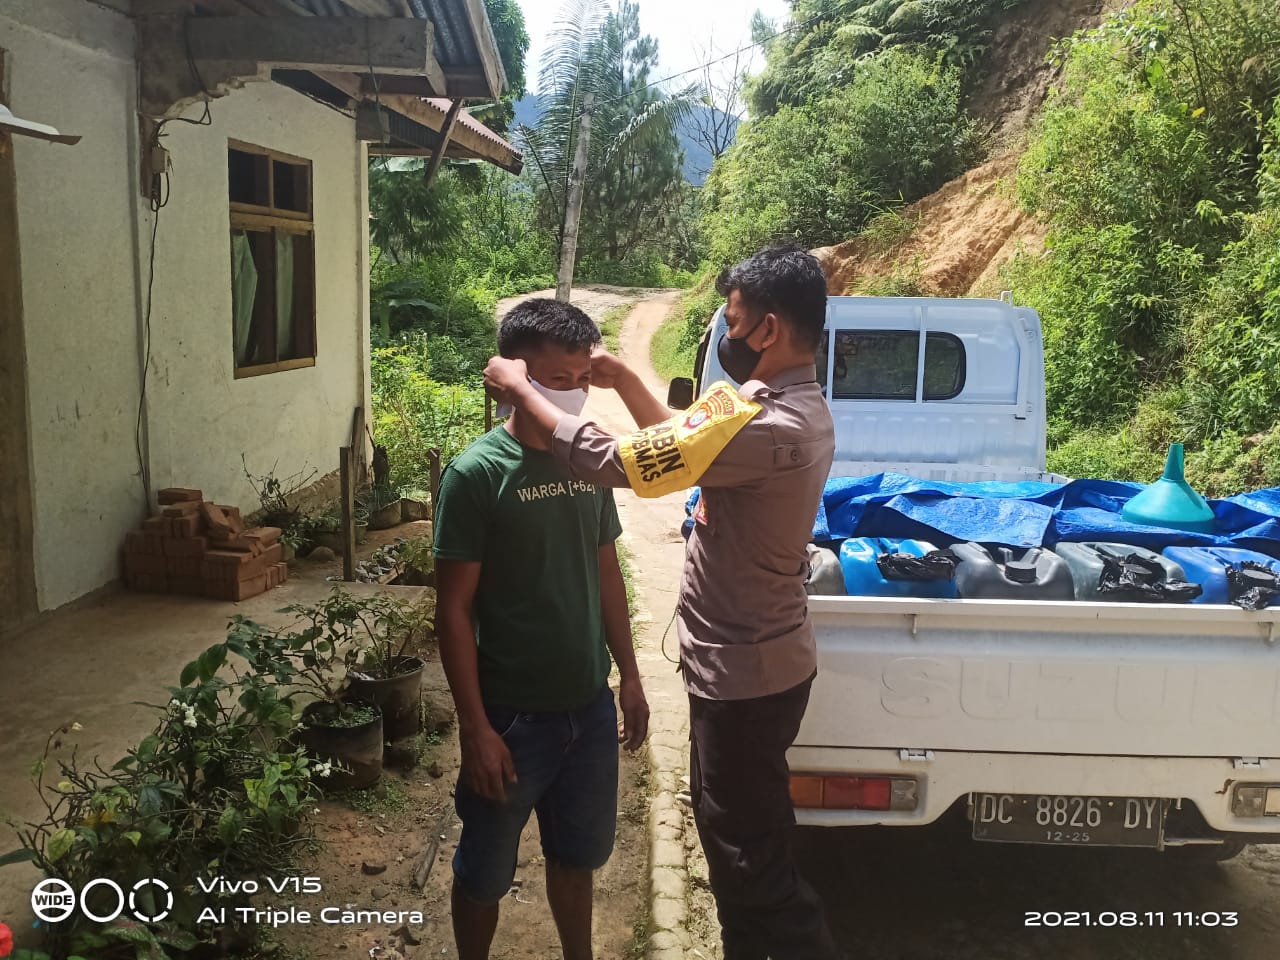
[1011,0,1280,446]
[703,50,980,264]
[370,336,488,487]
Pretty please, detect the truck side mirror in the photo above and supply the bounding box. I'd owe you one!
[667,377,695,409]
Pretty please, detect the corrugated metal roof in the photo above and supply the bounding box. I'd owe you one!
[420,98,510,152]
[285,0,479,74]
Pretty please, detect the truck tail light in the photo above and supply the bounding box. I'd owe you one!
[1231,783,1280,817]
[790,775,919,811]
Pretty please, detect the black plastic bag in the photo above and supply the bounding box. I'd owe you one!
[1226,561,1280,611]
[1096,553,1202,603]
[877,549,957,582]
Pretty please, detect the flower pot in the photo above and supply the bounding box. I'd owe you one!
[345,656,425,741]
[395,565,435,588]
[298,699,383,789]
[311,531,343,554]
[367,500,402,530]
[401,496,430,523]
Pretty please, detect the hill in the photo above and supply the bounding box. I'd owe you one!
[815,0,1104,297]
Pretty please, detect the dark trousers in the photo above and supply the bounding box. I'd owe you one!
[688,676,840,960]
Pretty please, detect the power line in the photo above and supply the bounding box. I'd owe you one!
[588,10,827,110]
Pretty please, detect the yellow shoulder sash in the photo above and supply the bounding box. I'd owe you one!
[618,381,763,499]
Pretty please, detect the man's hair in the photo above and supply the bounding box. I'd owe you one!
[715,245,828,351]
[497,298,602,358]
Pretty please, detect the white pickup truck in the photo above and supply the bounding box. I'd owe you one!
[677,294,1280,858]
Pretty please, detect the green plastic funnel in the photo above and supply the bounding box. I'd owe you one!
[1121,443,1215,533]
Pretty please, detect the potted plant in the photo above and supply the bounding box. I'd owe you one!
[400,486,431,522]
[227,592,386,789]
[309,506,368,554]
[343,593,433,740]
[362,484,403,531]
[279,521,310,561]
[396,535,435,587]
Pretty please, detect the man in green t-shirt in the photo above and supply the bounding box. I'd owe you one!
[433,297,649,960]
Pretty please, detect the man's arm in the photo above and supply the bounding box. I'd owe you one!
[598,542,648,751]
[484,357,562,447]
[436,559,517,801]
[589,349,670,429]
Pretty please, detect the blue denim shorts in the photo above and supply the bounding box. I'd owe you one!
[453,684,619,903]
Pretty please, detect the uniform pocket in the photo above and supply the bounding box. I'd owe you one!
[772,438,826,467]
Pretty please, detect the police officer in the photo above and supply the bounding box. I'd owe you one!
[484,246,840,960]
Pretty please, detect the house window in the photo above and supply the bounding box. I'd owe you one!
[831,331,966,401]
[228,140,316,377]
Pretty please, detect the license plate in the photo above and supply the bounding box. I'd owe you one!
[972,794,1167,847]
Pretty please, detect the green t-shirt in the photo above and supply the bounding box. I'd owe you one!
[432,426,622,711]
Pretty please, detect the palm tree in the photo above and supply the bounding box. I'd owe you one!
[520,0,696,296]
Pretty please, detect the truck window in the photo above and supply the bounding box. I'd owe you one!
[831,330,966,401]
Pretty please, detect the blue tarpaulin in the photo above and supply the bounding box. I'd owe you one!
[685,475,1280,557]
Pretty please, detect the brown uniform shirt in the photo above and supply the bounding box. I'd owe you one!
[552,365,835,701]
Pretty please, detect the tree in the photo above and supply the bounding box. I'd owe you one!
[685,36,749,177]
[367,0,530,262]
[522,0,695,284]
[474,0,531,133]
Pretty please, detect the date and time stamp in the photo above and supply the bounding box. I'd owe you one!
[1024,911,1241,929]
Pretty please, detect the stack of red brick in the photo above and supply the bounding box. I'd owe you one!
[122,487,289,601]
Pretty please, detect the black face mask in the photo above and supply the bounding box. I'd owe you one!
[717,317,766,383]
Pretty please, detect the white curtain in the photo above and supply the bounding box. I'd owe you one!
[231,232,257,364]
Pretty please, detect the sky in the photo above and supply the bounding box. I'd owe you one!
[517,0,796,95]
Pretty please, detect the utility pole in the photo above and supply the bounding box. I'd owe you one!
[556,93,594,302]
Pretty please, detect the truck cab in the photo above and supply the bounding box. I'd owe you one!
[680,294,1059,481]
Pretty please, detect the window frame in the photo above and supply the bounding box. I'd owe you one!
[228,139,317,379]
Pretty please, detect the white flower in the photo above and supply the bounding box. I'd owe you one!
[313,761,332,778]
[70,722,83,732]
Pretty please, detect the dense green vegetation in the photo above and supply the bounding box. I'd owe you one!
[369,0,705,491]
[662,0,1026,381]
[1003,0,1280,492]
[371,0,1280,500]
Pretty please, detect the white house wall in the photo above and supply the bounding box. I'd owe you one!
[2,0,147,612]
[2,0,370,611]
[146,84,368,541]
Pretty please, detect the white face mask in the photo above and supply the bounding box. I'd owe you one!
[497,379,588,419]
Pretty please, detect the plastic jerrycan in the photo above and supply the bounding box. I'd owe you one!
[838,538,958,598]
[1054,542,1197,602]
[1163,546,1280,607]
[1122,443,1216,533]
[951,543,1075,600]
[805,543,847,596]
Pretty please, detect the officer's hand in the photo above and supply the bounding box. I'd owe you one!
[588,347,627,390]
[460,721,517,802]
[617,675,650,752]
[483,356,529,404]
